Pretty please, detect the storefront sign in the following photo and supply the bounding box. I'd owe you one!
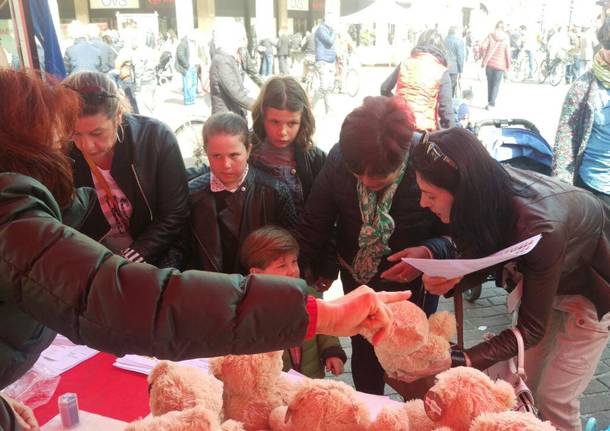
[90,0,139,9]
[288,0,308,11]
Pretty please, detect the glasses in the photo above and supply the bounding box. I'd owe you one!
[419,131,458,170]
[65,85,117,106]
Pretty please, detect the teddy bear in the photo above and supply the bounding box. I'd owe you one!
[423,366,516,431]
[363,300,457,381]
[469,411,557,431]
[125,360,246,431]
[368,398,439,431]
[268,379,371,431]
[210,351,300,431]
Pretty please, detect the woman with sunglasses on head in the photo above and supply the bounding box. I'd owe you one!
[62,71,190,268]
[0,70,409,431]
[296,96,454,396]
[409,127,609,431]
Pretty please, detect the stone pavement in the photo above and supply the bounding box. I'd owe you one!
[325,281,610,429]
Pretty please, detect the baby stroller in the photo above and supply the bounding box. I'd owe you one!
[464,118,554,301]
[155,51,174,85]
[586,417,610,431]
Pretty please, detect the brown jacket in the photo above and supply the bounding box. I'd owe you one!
[467,168,609,370]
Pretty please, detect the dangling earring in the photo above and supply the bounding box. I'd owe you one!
[116,123,125,144]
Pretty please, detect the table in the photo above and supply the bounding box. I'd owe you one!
[34,353,150,425]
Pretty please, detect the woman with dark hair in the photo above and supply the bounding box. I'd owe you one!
[380,29,455,130]
[63,71,190,268]
[410,127,609,431]
[296,96,453,395]
[0,70,407,431]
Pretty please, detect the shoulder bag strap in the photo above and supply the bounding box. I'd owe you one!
[510,327,527,379]
[454,287,465,350]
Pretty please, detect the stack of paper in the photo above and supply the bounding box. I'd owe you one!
[113,355,211,375]
[35,335,99,376]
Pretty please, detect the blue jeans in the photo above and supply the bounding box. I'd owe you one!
[182,66,198,105]
[260,54,273,76]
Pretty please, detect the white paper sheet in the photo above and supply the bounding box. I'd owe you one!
[35,335,99,376]
[113,355,212,375]
[401,234,542,279]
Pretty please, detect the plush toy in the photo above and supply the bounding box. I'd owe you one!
[470,411,557,430]
[364,301,456,380]
[423,367,516,431]
[210,351,299,431]
[367,398,430,431]
[268,379,371,431]
[125,361,245,431]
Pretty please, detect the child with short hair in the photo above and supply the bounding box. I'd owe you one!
[456,87,474,131]
[240,226,346,378]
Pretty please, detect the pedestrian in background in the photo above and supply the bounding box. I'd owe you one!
[313,15,337,114]
[444,26,465,98]
[381,29,455,130]
[175,33,200,105]
[554,16,610,206]
[480,21,511,110]
[277,27,291,74]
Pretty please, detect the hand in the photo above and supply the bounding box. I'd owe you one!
[381,246,431,283]
[315,285,412,345]
[422,274,462,296]
[389,355,452,383]
[314,277,334,293]
[3,396,39,430]
[325,357,344,375]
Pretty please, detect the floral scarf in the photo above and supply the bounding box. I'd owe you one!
[592,51,610,89]
[350,162,407,284]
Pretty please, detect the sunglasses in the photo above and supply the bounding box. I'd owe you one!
[66,85,117,106]
[419,131,458,170]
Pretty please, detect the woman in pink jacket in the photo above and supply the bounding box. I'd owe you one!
[481,21,511,109]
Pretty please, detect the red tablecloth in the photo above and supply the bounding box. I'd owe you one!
[34,352,150,425]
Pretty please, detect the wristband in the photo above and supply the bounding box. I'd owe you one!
[450,350,467,367]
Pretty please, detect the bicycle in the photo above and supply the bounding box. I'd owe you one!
[538,54,566,87]
[174,116,208,168]
[509,49,538,82]
[302,54,360,100]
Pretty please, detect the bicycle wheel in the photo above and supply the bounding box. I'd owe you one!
[174,119,206,168]
[344,68,360,97]
[538,59,549,83]
[549,62,565,87]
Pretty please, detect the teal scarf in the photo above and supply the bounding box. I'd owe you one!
[350,163,407,284]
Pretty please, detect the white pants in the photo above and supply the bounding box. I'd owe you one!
[524,295,610,431]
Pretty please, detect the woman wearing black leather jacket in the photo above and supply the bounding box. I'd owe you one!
[64,71,190,268]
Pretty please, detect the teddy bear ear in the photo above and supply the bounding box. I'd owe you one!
[492,379,517,410]
[424,389,445,422]
[148,360,171,385]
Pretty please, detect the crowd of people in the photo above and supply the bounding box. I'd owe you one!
[0,12,609,431]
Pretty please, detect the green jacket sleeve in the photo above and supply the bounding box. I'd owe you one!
[0,173,310,360]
